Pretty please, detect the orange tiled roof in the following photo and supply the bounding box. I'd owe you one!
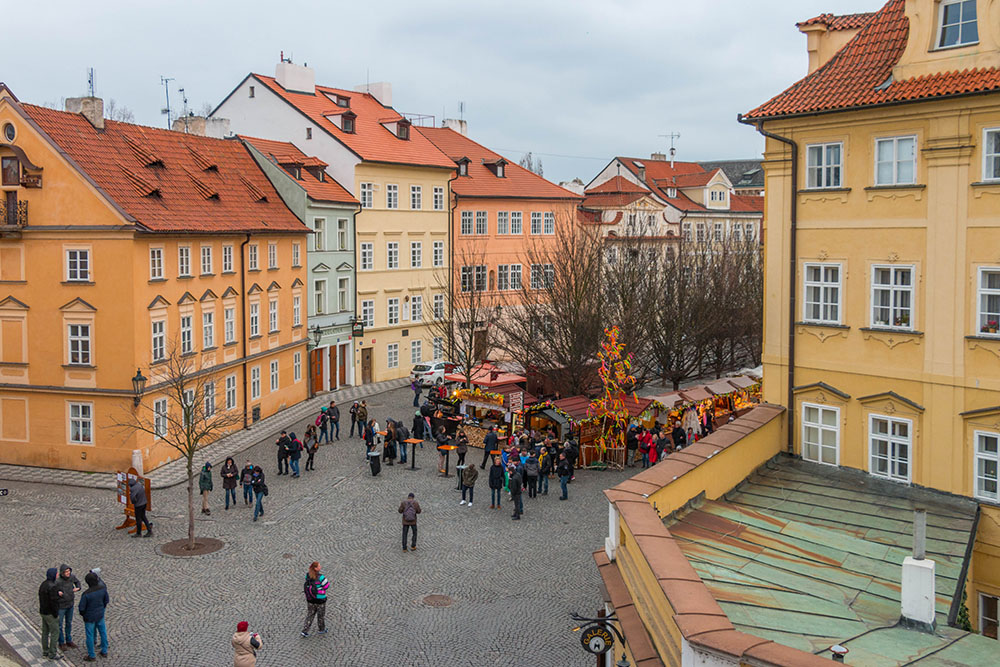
[797,12,876,30]
[669,169,721,188]
[252,74,456,169]
[23,104,307,233]
[585,175,647,194]
[241,136,357,205]
[417,127,580,200]
[613,158,752,214]
[746,0,1000,120]
[729,194,764,213]
[581,192,647,209]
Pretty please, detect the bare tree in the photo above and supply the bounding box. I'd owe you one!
[113,345,242,550]
[105,98,135,123]
[519,152,543,177]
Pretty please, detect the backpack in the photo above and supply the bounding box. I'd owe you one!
[403,501,417,522]
[525,457,539,477]
[304,577,317,602]
[315,414,323,427]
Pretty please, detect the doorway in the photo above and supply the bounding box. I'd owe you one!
[310,348,324,394]
[361,348,372,385]
[328,345,338,390]
[339,343,349,386]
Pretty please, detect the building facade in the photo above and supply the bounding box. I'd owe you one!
[242,137,358,392]
[212,61,455,383]
[0,86,309,472]
[742,0,1000,638]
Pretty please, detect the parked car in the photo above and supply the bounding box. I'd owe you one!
[410,361,458,387]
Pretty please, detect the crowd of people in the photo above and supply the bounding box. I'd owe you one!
[624,411,730,468]
[37,565,109,661]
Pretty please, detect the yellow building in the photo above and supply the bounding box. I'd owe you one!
[741,0,1000,639]
[212,62,455,383]
[0,86,309,472]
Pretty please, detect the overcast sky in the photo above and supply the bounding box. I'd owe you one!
[5,0,877,184]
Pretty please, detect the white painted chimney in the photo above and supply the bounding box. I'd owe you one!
[442,118,467,136]
[172,116,231,138]
[65,97,104,130]
[354,82,392,107]
[651,152,666,161]
[901,509,936,630]
[275,60,315,94]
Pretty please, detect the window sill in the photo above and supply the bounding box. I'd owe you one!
[249,335,262,341]
[798,187,851,194]
[860,327,923,336]
[268,329,280,335]
[0,361,28,367]
[864,184,925,191]
[933,41,979,53]
[795,321,849,330]
[267,267,279,272]
[200,272,215,277]
[971,181,1000,188]
[966,334,1000,341]
[0,280,27,284]
[176,275,193,280]
[62,281,94,286]
[201,346,218,352]
[293,324,303,329]
[180,352,196,358]
[247,269,261,273]
[224,341,239,347]
[222,270,237,275]
[63,364,96,370]
[148,278,166,283]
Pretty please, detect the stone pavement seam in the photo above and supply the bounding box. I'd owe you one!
[0,591,74,666]
[0,378,409,491]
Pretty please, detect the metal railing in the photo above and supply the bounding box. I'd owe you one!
[3,200,27,227]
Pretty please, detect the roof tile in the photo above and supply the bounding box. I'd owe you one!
[241,136,356,205]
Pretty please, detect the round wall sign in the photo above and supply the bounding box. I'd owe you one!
[581,625,614,655]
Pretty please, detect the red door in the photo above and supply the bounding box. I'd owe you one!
[328,345,337,390]
[310,349,324,394]
[339,344,349,386]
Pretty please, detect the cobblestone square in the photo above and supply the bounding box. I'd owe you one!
[0,386,631,666]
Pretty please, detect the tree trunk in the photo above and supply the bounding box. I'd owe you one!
[187,457,195,551]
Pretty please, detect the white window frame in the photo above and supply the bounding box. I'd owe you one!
[410,241,422,268]
[433,336,444,360]
[66,249,90,282]
[497,211,509,235]
[681,222,692,241]
[200,245,213,275]
[386,183,398,209]
[871,264,914,330]
[269,359,279,392]
[476,211,488,235]
[433,186,444,210]
[531,212,542,235]
[510,264,522,291]
[713,221,724,242]
[224,308,236,344]
[291,293,300,326]
[543,212,555,235]
[978,267,1000,336]
[268,297,279,333]
[510,211,523,235]
[293,351,302,382]
[387,342,399,369]
[250,366,261,400]
[268,242,278,269]
[178,246,191,277]
[803,263,842,325]
[410,185,422,210]
[69,402,93,444]
[985,128,1000,182]
[410,339,422,364]
[433,294,444,319]
[411,295,423,322]
[360,182,373,209]
[249,302,260,337]
[149,247,164,280]
[337,219,349,251]
[433,241,444,267]
[248,244,259,271]
[313,218,325,251]
[314,280,327,315]
[292,242,301,267]
[979,592,999,640]
[801,403,839,466]
[498,264,510,291]
[361,299,374,328]
[222,245,234,273]
[68,323,91,365]
[460,211,473,236]
[202,311,215,348]
[225,374,237,410]
[154,398,168,438]
[974,430,1000,502]
[338,278,350,312]
[696,223,706,243]
[386,242,399,270]
[201,381,215,418]
[180,315,193,354]
[806,142,843,189]
[151,319,166,362]
[868,414,912,483]
[874,135,917,186]
[360,242,374,271]
[387,297,400,325]
[937,0,979,49]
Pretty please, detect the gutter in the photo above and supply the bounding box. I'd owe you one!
[947,505,981,628]
[240,233,251,429]
[447,170,458,362]
[738,113,798,455]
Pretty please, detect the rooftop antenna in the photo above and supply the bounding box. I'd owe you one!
[659,132,681,167]
[178,87,190,133]
[458,101,465,121]
[160,76,175,129]
[87,68,95,98]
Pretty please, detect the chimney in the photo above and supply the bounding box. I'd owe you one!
[901,509,936,631]
[172,115,231,138]
[798,20,867,75]
[651,152,666,161]
[559,178,585,195]
[354,82,392,107]
[442,118,468,136]
[65,97,104,130]
[275,59,315,94]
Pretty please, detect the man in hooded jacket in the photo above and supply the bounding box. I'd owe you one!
[78,571,109,660]
[38,568,62,659]
[54,564,80,649]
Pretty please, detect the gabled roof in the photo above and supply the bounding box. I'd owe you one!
[586,175,647,195]
[609,157,758,215]
[670,169,722,188]
[699,160,764,189]
[240,136,357,205]
[745,0,1000,120]
[251,74,455,169]
[729,194,764,213]
[21,104,306,233]
[416,127,580,200]
[797,12,876,31]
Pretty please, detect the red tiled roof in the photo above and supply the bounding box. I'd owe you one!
[729,194,764,213]
[252,74,455,169]
[586,175,647,194]
[746,0,1000,120]
[417,127,580,200]
[669,169,721,188]
[241,136,356,205]
[552,394,652,421]
[581,192,646,209]
[797,12,876,30]
[23,104,307,233]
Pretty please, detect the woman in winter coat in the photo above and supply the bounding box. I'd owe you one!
[460,459,478,506]
[199,462,213,515]
[288,432,302,478]
[251,466,266,522]
[455,430,468,467]
[221,457,239,510]
[303,426,318,472]
[488,456,505,509]
[232,621,262,667]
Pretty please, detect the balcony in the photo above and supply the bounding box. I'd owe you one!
[2,199,27,228]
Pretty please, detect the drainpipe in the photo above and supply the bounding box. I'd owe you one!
[351,200,361,387]
[447,170,458,362]
[738,114,798,455]
[240,233,251,430]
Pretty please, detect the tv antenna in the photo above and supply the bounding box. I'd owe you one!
[160,76,175,129]
[87,68,95,97]
[659,132,681,166]
[177,87,190,132]
[458,101,465,121]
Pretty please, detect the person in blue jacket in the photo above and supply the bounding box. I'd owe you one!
[77,571,109,661]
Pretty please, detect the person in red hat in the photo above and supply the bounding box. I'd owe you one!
[232,621,262,667]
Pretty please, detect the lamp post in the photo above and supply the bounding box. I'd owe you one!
[307,325,324,398]
[132,368,147,407]
[311,324,324,347]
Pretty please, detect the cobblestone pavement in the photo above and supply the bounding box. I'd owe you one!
[0,386,631,666]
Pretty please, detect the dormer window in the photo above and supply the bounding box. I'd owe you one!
[667,188,677,198]
[938,0,978,48]
[342,114,355,134]
[336,95,350,108]
[397,121,410,140]
[456,158,470,177]
[497,163,505,178]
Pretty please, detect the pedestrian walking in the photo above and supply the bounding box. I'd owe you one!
[276,430,291,475]
[509,466,524,520]
[240,461,255,506]
[303,426,318,471]
[356,402,369,440]
[316,407,330,444]
[301,562,330,637]
[78,571,109,661]
[557,453,572,500]
[488,456,504,509]
[54,564,80,650]
[199,462,214,515]
[395,421,411,465]
[129,476,152,537]
[288,432,302,477]
[232,621,262,667]
[411,379,422,407]
[480,426,498,469]
[524,451,539,499]
[328,400,341,440]
[460,460,478,507]
[398,492,421,551]
[538,445,552,495]
[39,568,62,660]
[349,401,359,438]
[221,457,239,510]
[251,466,267,522]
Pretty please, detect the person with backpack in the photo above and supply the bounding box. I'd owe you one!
[316,408,330,445]
[221,457,239,510]
[303,426,318,471]
[509,465,524,520]
[275,431,291,475]
[78,570,109,661]
[524,451,540,499]
[349,401,359,438]
[459,460,478,507]
[39,568,62,660]
[556,453,572,500]
[398,493,421,551]
[288,432,303,478]
[564,440,579,481]
[199,462,214,515]
[356,402,369,440]
[240,461,255,506]
[328,400,341,440]
[232,621,262,667]
[251,466,267,522]
[488,456,505,510]
[537,446,552,495]
[301,562,330,637]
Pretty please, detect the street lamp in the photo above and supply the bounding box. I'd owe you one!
[311,324,323,347]
[616,657,630,667]
[131,367,147,407]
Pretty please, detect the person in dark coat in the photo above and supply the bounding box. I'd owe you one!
[480,426,498,469]
[129,477,151,537]
[455,430,468,467]
[509,466,524,520]
[395,421,411,465]
[199,462,213,515]
[411,411,424,442]
[488,457,505,509]
[251,466,266,522]
[78,571,109,660]
[221,457,239,510]
[288,432,302,477]
[349,401,360,438]
[240,461,255,506]
[276,430,291,475]
[39,568,62,660]
[556,453,572,500]
[54,564,80,650]
[460,461,478,507]
[328,400,341,440]
[398,493,422,551]
[671,422,687,451]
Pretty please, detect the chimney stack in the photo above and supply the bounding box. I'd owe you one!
[442,118,468,136]
[901,508,936,631]
[275,59,315,94]
[354,82,392,107]
[65,97,104,130]
[172,116,231,138]
[651,152,666,161]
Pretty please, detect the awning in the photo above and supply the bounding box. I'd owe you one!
[706,380,738,396]
[680,386,713,402]
[728,376,758,390]
[537,408,569,426]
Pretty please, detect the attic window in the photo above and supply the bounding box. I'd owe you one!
[342,114,355,134]
[397,121,410,140]
[496,163,505,178]
[306,127,313,140]
[667,188,677,198]
[457,160,469,177]
[938,0,978,48]
[336,95,350,108]
[249,86,255,98]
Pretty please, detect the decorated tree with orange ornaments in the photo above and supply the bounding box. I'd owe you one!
[588,326,637,467]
